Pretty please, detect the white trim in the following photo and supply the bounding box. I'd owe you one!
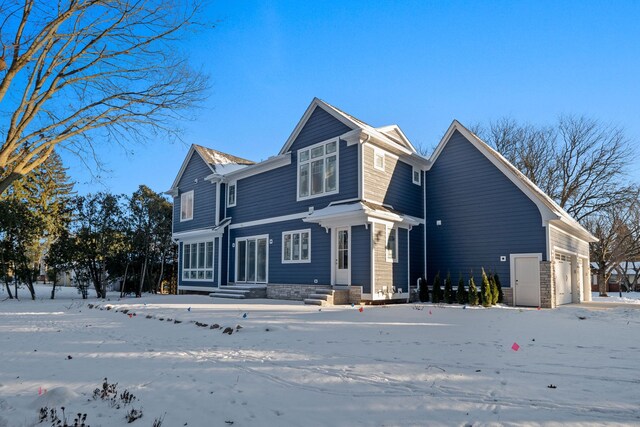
[358,143,363,200]
[235,234,269,284]
[219,153,291,182]
[168,146,214,192]
[181,241,215,282]
[214,182,220,226]
[180,190,194,222]
[281,229,311,264]
[330,228,336,286]
[296,137,340,201]
[407,228,410,301]
[217,236,222,288]
[373,148,385,171]
[229,211,310,230]
[227,181,237,208]
[370,225,375,295]
[510,253,542,307]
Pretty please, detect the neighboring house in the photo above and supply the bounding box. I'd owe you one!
[166,98,597,308]
[591,261,640,292]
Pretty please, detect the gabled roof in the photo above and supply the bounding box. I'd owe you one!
[278,98,417,155]
[429,120,597,242]
[168,144,254,191]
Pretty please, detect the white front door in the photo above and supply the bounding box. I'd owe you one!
[513,254,541,307]
[555,253,572,305]
[335,227,350,285]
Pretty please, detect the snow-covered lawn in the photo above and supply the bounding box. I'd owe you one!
[1,285,639,426]
[592,291,640,304]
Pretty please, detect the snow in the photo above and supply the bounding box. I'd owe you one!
[592,291,640,305]
[1,285,640,426]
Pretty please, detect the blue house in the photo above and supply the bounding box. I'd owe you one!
[166,98,596,308]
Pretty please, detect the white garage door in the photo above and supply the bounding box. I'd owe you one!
[555,253,572,305]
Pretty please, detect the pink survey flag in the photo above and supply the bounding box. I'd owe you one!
[511,342,520,351]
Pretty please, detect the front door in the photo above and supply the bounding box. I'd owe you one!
[335,227,350,285]
[513,254,541,307]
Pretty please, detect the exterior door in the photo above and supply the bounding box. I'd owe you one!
[236,236,268,283]
[555,253,572,305]
[513,254,541,307]
[335,227,350,285]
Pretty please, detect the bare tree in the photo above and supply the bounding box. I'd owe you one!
[586,191,640,297]
[0,0,208,194]
[476,115,634,222]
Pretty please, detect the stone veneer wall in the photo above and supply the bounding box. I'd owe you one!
[540,261,553,308]
[266,284,331,301]
[502,288,513,305]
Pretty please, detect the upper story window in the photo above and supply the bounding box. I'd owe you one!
[282,229,311,263]
[386,226,397,262]
[298,139,338,200]
[180,190,194,221]
[227,182,237,207]
[412,167,421,185]
[374,149,385,171]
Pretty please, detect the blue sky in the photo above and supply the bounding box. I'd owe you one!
[65,0,640,196]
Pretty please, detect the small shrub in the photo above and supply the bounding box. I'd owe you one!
[495,273,504,303]
[443,272,454,304]
[468,273,479,306]
[418,277,429,302]
[490,272,499,305]
[431,272,442,304]
[126,408,143,423]
[480,268,492,307]
[456,274,467,304]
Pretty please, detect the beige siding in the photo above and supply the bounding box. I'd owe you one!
[363,144,398,204]
[549,226,589,257]
[373,222,392,294]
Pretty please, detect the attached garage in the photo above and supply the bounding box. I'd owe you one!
[554,253,573,305]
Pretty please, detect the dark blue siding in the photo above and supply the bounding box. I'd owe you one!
[392,228,409,292]
[289,107,352,153]
[173,153,216,233]
[229,111,358,223]
[228,220,331,285]
[384,161,423,218]
[425,130,546,288]
[351,225,371,293]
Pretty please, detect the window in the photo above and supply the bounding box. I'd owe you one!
[182,241,214,281]
[374,149,385,171]
[180,190,193,221]
[282,229,311,263]
[298,139,338,199]
[227,182,237,207]
[386,226,397,262]
[412,167,421,185]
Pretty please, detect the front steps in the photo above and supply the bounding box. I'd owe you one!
[303,289,334,306]
[209,285,267,300]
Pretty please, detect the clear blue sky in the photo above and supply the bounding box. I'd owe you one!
[65,0,640,196]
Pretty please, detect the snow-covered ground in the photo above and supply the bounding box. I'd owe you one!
[592,291,640,304]
[1,285,640,426]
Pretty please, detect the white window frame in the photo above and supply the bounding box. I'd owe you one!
[235,234,269,284]
[297,138,339,201]
[182,240,214,281]
[412,167,421,185]
[282,229,311,263]
[374,149,385,171]
[385,225,398,263]
[227,181,237,208]
[180,190,194,222]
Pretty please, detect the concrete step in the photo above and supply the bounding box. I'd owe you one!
[209,292,246,299]
[213,289,251,295]
[303,298,325,306]
[308,293,331,301]
[314,289,334,296]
